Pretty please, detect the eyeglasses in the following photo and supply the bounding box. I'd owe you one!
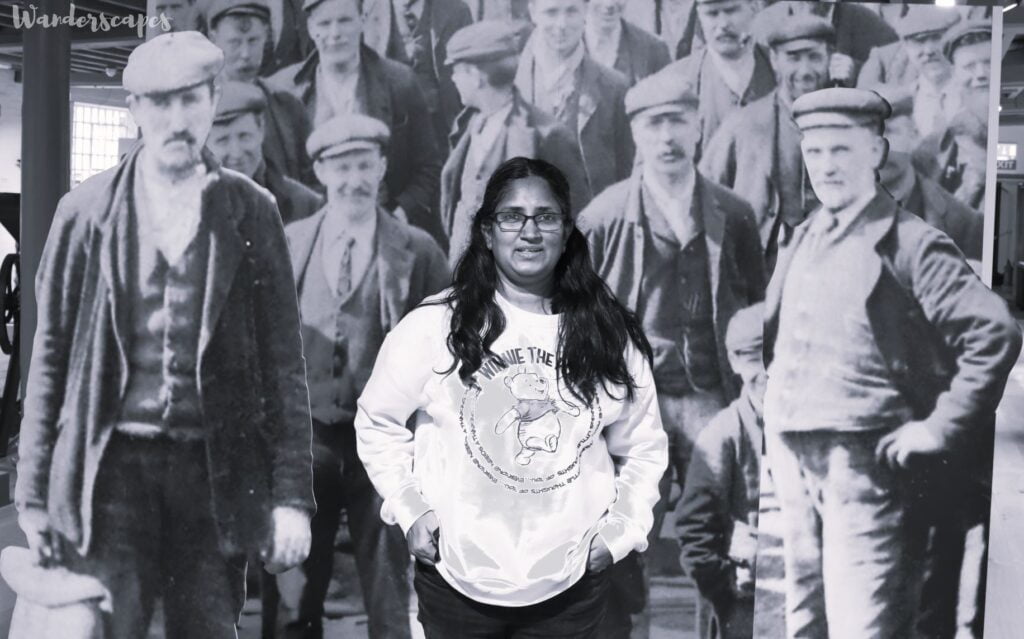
[493,211,565,233]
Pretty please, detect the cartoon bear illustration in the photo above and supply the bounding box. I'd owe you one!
[495,367,581,465]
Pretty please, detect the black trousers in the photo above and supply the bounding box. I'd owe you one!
[414,561,611,638]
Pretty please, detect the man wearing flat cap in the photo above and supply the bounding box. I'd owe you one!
[580,67,765,638]
[16,31,315,637]
[677,302,766,639]
[914,18,992,212]
[279,113,448,639]
[207,80,322,225]
[515,0,635,201]
[205,0,316,185]
[700,4,833,273]
[769,0,897,82]
[442,20,588,266]
[857,5,962,140]
[583,0,672,86]
[661,0,776,162]
[266,0,445,246]
[873,84,982,262]
[763,87,1020,639]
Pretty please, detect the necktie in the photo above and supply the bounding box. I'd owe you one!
[336,236,355,298]
[809,213,837,255]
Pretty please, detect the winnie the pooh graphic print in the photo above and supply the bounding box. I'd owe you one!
[495,368,582,466]
[458,343,603,494]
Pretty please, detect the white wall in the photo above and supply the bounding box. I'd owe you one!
[0,69,22,195]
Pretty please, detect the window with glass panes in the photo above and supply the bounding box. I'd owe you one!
[71,102,137,187]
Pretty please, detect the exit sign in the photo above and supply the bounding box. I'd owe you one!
[998,143,1017,171]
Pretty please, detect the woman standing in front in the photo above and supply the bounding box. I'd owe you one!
[354,157,668,637]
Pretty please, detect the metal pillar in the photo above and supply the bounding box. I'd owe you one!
[20,0,71,391]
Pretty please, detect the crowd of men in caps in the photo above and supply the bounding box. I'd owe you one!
[12,0,1022,638]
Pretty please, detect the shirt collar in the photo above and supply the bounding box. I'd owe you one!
[584,19,622,62]
[322,204,377,246]
[815,187,876,240]
[533,38,586,88]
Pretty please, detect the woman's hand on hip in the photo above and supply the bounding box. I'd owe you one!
[587,535,613,573]
[408,510,441,566]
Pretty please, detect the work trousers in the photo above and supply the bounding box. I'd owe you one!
[266,419,411,639]
[73,432,247,639]
[765,428,927,639]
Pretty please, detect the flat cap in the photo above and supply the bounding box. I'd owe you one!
[625,69,699,118]
[123,31,224,96]
[207,0,271,26]
[445,21,520,66]
[894,6,960,40]
[214,81,267,124]
[863,83,913,119]
[791,87,892,131]
[757,4,835,48]
[307,114,391,161]
[725,303,764,356]
[943,19,991,59]
[303,0,330,12]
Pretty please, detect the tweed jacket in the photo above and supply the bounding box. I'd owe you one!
[255,161,323,226]
[765,190,1021,462]
[266,45,442,236]
[677,390,762,610]
[256,78,314,186]
[383,0,473,152]
[16,144,315,557]
[663,45,776,161]
[515,40,635,201]
[579,170,767,401]
[440,92,590,242]
[613,20,672,85]
[700,91,806,255]
[857,41,916,89]
[285,207,450,337]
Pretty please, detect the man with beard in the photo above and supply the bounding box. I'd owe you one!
[662,0,776,162]
[580,68,765,639]
[857,6,962,140]
[764,87,1019,639]
[700,9,833,273]
[207,81,322,225]
[206,0,314,185]
[584,0,672,85]
[515,0,634,201]
[278,113,449,639]
[266,0,444,245]
[914,19,991,212]
[16,32,315,637]
[441,20,588,265]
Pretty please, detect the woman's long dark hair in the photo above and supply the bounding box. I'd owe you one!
[429,157,653,405]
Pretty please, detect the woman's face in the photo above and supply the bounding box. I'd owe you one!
[485,176,570,293]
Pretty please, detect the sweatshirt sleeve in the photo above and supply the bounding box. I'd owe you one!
[354,304,446,534]
[596,348,670,562]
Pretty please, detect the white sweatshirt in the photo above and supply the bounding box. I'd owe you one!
[354,291,668,606]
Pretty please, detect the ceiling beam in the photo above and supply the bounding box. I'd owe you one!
[0,24,142,53]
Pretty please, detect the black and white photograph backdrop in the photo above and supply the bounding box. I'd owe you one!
[0,0,1021,638]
